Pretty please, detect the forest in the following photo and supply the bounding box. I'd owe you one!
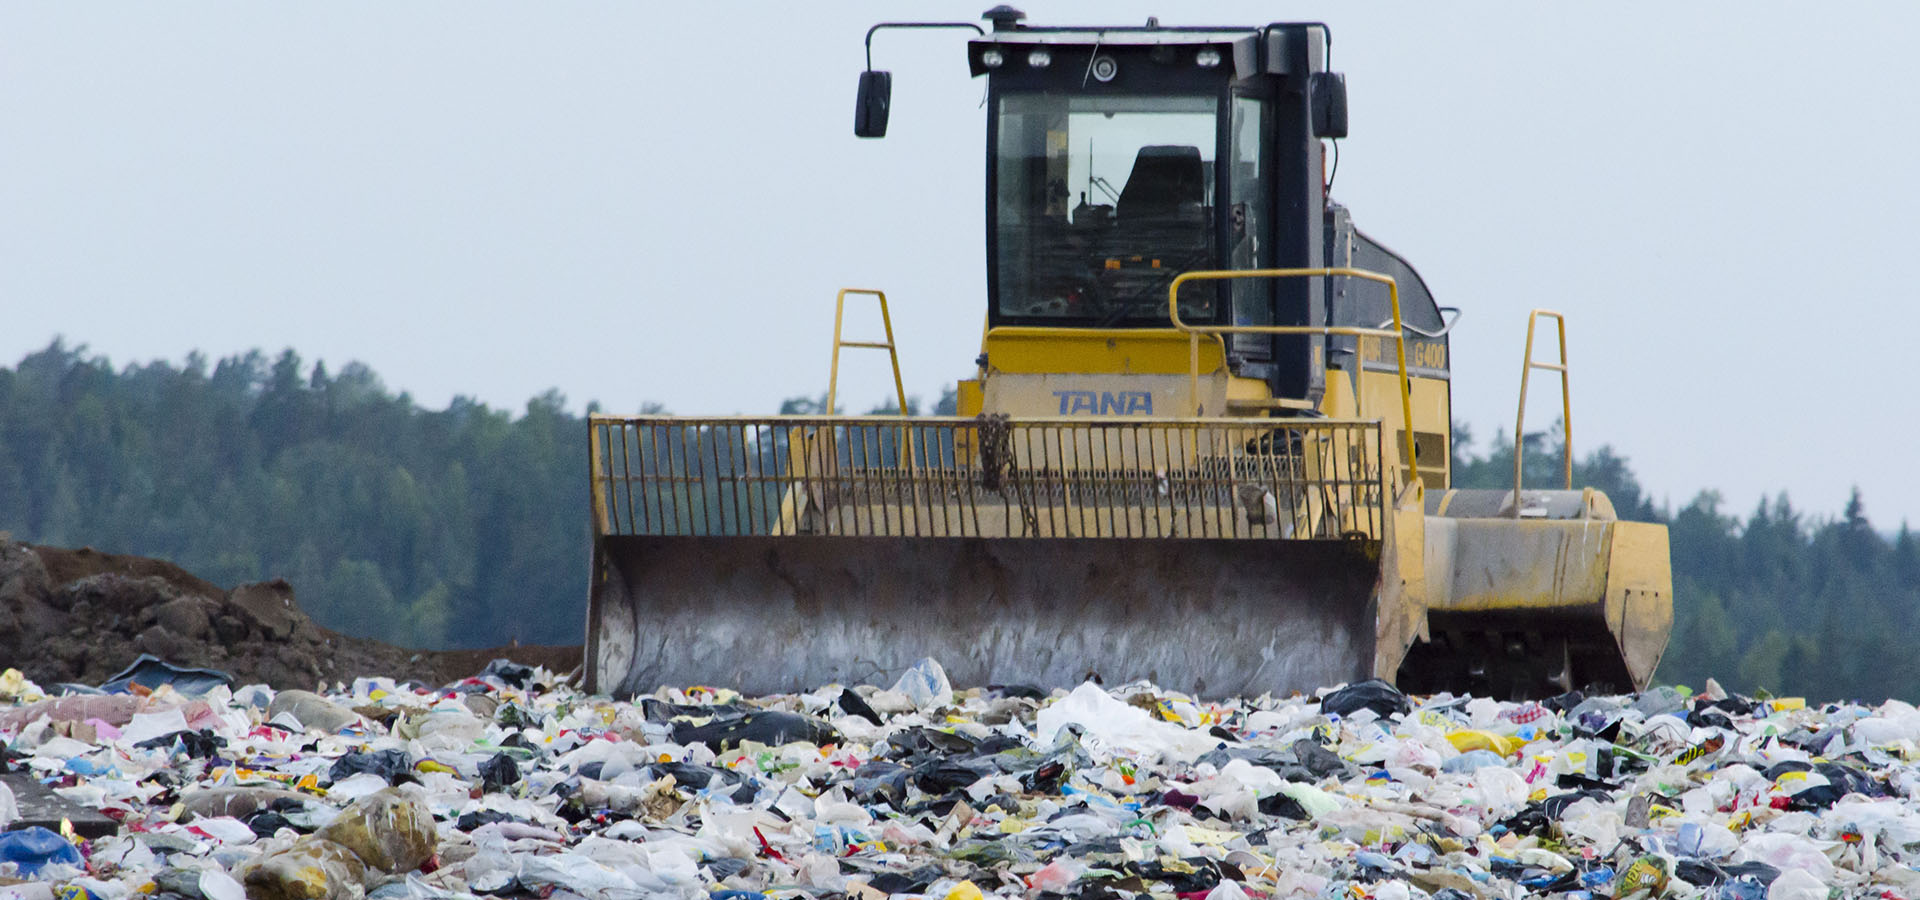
[1,339,1915,700]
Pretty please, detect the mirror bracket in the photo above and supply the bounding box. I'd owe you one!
[854,21,987,138]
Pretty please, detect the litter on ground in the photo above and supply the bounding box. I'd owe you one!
[3,658,1918,900]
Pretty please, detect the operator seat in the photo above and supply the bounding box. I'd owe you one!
[1116,145,1205,221]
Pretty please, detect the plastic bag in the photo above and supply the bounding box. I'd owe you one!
[1028,858,1086,892]
[1733,833,1835,882]
[266,690,360,733]
[0,828,83,877]
[199,868,247,900]
[1275,782,1341,818]
[518,852,645,899]
[1034,682,1223,763]
[479,752,520,795]
[240,836,369,900]
[315,787,437,874]
[1766,868,1825,900]
[670,711,841,751]
[890,658,954,710]
[328,749,412,785]
[1320,680,1411,719]
[1442,749,1507,772]
[98,654,233,697]
[1461,765,1528,816]
[119,708,191,746]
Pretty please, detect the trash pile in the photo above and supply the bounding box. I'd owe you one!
[5,656,1920,900]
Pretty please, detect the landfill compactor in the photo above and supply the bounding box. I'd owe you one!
[585,10,1673,700]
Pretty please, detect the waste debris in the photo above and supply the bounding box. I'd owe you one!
[3,660,1920,899]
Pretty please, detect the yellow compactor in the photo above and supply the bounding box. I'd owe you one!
[585,10,1672,700]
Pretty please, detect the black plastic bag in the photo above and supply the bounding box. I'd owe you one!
[477,658,535,688]
[327,748,413,784]
[1319,679,1411,719]
[836,688,884,726]
[479,752,521,794]
[670,710,841,751]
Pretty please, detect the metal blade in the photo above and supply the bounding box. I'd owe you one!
[587,534,1382,699]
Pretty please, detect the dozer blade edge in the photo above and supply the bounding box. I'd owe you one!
[586,534,1383,699]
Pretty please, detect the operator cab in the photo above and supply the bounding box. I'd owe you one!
[981,32,1253,330]
[970,10,1346,398]
[857,7,1447,404]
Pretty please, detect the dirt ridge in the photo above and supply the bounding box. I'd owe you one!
[0,541,579,690]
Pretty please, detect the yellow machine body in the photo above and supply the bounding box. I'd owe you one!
[585,283,1672,698]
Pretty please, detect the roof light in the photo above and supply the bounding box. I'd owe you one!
[1027,49,1051,68]
[1195,49,1222,68]
[1090,55,1118,82]
[981,48,1005,68]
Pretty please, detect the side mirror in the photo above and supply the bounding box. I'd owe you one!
[855,70,893,138]
[1310,71,1348,139]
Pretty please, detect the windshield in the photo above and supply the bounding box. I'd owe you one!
[994,93,1219,325]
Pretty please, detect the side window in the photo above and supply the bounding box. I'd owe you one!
[1228,97,1271,353]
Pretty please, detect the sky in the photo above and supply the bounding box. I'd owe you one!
[4,3,1918,526]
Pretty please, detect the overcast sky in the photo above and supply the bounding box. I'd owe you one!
[4,3,1918,526]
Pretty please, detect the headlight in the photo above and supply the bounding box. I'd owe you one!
[1027,49,1051,68]
[981,49,1005,68]
[1195,49,1222,68]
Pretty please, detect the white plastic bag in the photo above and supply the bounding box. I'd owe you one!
[1034,682,1223,763]
[1767,868,1827,900]
[889,658,954,710]
[1735,832,1836,882]
[1461,765,1528,816]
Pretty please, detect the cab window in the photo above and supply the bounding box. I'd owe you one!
[994,93,1219,325]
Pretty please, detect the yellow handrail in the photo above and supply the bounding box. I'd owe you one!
[1513,309,1573,507]
[588,421,609,535]
[827,288,909,416]
[826,288,915,472]
[1167,267,1419,484]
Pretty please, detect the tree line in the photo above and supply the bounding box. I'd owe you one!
[0,341,577,648]
[1,340,1913,700]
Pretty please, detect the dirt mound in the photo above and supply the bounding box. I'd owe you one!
[0,540,579,689]
[33,544,227,601]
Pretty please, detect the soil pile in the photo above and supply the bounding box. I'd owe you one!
[0,540,578,689]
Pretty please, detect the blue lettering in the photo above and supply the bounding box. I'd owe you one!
[1052,387,1152,412]
[1054,390,1154,415]
[1053,390,1095,414]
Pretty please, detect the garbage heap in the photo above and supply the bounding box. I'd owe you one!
[2,660,1918,900]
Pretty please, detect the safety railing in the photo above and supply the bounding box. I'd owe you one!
[1167,267,1419,484]
[1513,309,1573,504]
[588,415,1389,542]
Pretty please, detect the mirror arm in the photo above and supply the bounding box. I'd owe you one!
[865,22,987,71]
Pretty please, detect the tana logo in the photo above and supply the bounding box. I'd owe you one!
[1053,390,1154,415]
